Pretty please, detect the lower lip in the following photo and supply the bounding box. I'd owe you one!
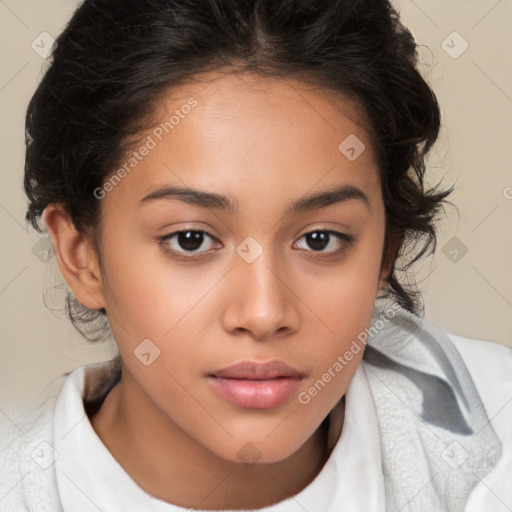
[208,376,302,409]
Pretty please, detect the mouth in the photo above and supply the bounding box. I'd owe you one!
[207,360,305,409]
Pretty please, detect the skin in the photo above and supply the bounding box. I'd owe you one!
[44,71,397,510]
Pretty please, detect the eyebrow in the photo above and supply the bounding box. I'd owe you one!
[139,183,369,214]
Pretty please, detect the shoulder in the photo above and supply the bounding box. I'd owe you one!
[447,332,512,415]
[0,360,118,512]
[0,388,64,511]
[447,331,512,375]
[446,331,512,512]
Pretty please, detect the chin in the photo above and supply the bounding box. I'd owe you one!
[205,431,311,467]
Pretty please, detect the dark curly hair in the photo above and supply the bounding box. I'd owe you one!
[24,0,453,342]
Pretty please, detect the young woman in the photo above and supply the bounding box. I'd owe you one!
[1,0,510,511]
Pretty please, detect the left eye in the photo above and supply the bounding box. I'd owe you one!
[294,229,353,254]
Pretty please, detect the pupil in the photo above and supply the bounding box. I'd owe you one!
[178,231,203,251]
[307,232,329,251]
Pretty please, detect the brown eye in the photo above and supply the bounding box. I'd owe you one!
[295,229,354,255]
[160,230,219,256]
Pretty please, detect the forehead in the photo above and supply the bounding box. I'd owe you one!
[104,70,381,214]
[154,70,372,147]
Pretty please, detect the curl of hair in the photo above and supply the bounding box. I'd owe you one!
[24,0,453,341]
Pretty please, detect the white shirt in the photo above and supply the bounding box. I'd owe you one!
[0,331,511,511]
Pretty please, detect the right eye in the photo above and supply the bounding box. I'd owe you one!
[159,229,221,258]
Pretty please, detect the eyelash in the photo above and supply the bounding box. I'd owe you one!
[159,228,355,261]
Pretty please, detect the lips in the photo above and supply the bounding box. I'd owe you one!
[212,360,304,380]
[207,360,305,409]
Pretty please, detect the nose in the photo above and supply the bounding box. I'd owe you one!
[221,248,300,341]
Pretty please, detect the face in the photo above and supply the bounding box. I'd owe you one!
[91,71,388,463]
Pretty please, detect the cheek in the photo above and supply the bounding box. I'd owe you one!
[299,237,383,332]
[98,233,201,334]
[294,230,383,376]
[293,279,375,417]
[302,279,373,376]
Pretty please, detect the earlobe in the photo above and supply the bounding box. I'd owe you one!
[377,267,391,294]
[43,204,106,310]
[378,230,403,292]
[378,263,392,292]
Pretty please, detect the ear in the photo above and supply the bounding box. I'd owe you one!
[43,204,106,310]
[377,229,403,292]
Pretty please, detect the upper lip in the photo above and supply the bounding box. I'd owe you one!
[210,360,304,380]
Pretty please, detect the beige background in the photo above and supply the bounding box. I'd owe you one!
[1,0,511,403]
